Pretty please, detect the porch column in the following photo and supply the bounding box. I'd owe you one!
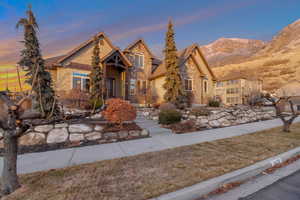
[125,67,130,101]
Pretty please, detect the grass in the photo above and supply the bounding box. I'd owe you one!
[4,123,300,200]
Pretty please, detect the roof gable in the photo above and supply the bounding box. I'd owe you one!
[150,44,216,80]
[124,39,155,58]
[57,32,116,64]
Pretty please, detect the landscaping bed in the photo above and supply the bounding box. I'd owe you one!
[0,121,148,155]
[4,123,300,200]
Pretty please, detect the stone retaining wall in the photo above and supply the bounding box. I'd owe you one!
[140,106,277,129]
[0,123,149,147]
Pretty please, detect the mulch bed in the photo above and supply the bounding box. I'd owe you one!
[0,122,143,156]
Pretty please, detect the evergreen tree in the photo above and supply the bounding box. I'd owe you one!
[89,36,103,109]
[17,5,58,117]
[163,20,185,106]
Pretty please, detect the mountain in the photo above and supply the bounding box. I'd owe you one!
[201,38,265,67]
[211,19,300,92]
[256,19,300,56]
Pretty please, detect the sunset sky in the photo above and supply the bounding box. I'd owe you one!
[0,0,300,65]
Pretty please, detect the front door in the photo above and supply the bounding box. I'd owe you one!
[106,78,116,98]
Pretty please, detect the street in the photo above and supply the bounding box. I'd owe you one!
[240,170,300,200]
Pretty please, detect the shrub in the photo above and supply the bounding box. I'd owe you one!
[159,109,181,125]
[90,98,103,110]
[152,103,161,109]
[208,100,220,107]
[159,103,176,111]
[59,89,90,109]
[190,107,210,116]
[170,120,197,134]
[103,98,137,126]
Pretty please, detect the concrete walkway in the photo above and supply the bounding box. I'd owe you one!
[1,117,299,174]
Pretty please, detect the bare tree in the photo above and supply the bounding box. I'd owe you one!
[264,94,299,132]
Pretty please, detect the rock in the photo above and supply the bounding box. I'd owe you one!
[104,132,117,138]
[55,123,68,128]
[86,132,102,141]
[94,125,104,132]
[118,131,129,139]
[129,130,140,137]
[189,115,197,120]
[143,112,150,117]
[91,113,102,119]
[34,125,53,133]
[141,129,150,136]
[69,134,84,142]
[69,124,92,133]
[218,118,231,127]
[19,132,45,146]
[0,128,3,137]
[208,120,221,128]
[47,128,69,144]
[152,116,159,121]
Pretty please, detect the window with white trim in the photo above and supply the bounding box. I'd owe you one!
[72,72,90,91]
[133,53,144,68]
[184,79,193,91]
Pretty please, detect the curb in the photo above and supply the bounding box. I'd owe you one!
[150,146,300,200]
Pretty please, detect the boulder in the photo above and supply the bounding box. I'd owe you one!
[94,125,104,132]
[91,113,102,119]
[34,125,53,133]
[55,123,68,128]
[69,124,92,133]
[69,134,84,142]
[141,129,150,136]
[129,130,140,137]
[86,132,102,141]
[47,128,69,144]
[19,132,45,146]
[104,132,117,138]
[208,120,221,128]
[118,131,129,139]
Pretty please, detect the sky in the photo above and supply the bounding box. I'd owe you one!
[0,0,300,65]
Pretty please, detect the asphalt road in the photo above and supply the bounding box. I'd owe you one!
[239,170,300,200]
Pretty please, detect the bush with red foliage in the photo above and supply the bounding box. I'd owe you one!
[103,98,137,126]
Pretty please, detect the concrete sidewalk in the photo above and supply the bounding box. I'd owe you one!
[1,117,299,174]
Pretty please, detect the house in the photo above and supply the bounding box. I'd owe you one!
[45,32,132,100]
[123,39,161,104]
[215,77,263,105]
[149,44,217,105]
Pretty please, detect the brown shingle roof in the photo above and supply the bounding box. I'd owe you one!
[45,55,66,68]
[65,62,92,71]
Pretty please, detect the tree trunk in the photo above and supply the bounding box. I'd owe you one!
[1,130,20,195]
[283,121,291,132]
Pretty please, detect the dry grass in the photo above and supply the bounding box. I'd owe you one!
[4,123,300,200]
[262,59,290,67]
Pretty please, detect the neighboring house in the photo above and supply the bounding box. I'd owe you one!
[123,39,161,104]
[149,44,217,105]
[45,32,132,100]
[215,77,263,105]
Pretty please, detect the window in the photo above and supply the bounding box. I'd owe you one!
[72,72,90,91]
[130,79,136,95]
[184,79,193,91]
[204,81,208,93]
[133,54,144,68]
[216,82,223,87]
[137,80,147,94]
[297,105,300,111]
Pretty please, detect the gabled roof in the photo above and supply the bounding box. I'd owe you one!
[102,48,132,67]
[56,32,116,64]
[124,38,155,58]
[149,43,216,80]
[45,32,132,69]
